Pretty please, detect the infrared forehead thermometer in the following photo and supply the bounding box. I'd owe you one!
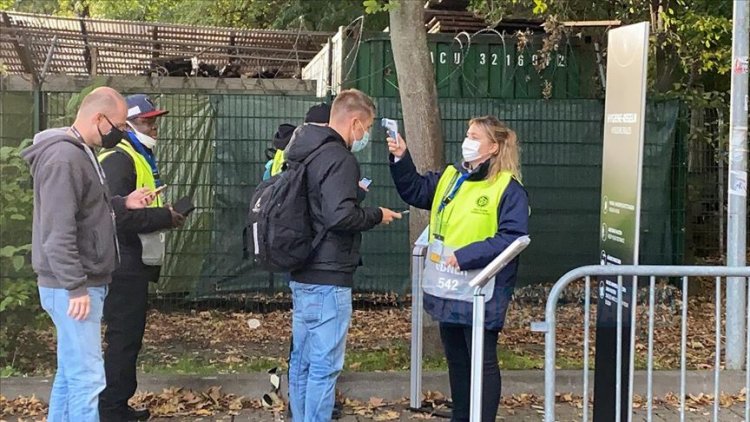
[381,118,399,147]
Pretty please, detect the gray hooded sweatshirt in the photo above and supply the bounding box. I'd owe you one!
[21,128,125,298]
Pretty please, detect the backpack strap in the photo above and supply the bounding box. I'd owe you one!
[301,141,341,165]
[300,141,344,250]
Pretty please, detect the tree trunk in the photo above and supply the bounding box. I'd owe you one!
[650,0,678,92]
[389,0,444,245]
[389,1,445,360]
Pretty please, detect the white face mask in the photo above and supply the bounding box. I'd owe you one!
[126,121,157,149]
[461,137,483,163]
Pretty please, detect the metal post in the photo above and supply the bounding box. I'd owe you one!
[542,307,557,422]
[469,286,485,422]
[32,88,40,133]
[726,0,749,370]
[466,236,530,421]
[409,245,426,410]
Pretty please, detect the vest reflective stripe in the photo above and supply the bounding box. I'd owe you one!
[270,149,285,176]
[428,166,512,248]
[99,140,162,208]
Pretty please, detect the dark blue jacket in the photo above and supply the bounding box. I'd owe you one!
[390,151,529,330]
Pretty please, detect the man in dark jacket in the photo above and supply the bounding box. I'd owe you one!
[98,94,185,422]
[284,89,401,421]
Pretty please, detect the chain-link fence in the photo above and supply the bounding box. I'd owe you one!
[686,106,729,262]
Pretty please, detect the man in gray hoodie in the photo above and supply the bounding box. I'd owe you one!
[21,87,154,422]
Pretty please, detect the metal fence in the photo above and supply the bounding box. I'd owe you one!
[686,106,728,261]
[1,80,689,304]
[533,265,750,422]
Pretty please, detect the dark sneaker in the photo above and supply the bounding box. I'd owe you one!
[332,400,343,419]
[125,406,150,421]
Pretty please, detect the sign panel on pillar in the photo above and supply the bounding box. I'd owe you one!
[594,21,649,422]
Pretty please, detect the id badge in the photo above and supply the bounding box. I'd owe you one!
[430,239,445,263]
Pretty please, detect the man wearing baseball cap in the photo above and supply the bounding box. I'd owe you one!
[98,94,185,422]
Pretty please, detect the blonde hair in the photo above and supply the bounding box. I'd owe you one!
[331,89,376,120]
[469,116,521,182]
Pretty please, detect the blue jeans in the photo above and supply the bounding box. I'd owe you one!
[288,281,352,422]
[39,286,107,422]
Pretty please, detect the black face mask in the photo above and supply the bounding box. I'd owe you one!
[98,115,126,149]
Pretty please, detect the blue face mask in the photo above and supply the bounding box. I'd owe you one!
[351,120,371,153]
[352,131,370,153]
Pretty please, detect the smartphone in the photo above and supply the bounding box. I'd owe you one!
[381,118,399,147]
[173,195,196,217]
[151,185,168,196]
[359,177,372,189]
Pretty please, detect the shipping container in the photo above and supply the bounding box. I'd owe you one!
[302,27,601,99]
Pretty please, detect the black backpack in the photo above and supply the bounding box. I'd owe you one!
[243,143,334,272]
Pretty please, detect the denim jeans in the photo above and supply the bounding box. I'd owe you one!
[39,285,107,422]
[288,280,352,422]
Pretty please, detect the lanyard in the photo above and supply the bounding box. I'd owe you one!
[70,126,106,186]
[437,171,470,213]
[126,132,162,187]
[70,126,121,261]
[435,171,470,238]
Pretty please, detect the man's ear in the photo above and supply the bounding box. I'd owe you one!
[90,113,101,130]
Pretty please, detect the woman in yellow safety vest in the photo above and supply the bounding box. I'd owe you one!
[387,116,529,422]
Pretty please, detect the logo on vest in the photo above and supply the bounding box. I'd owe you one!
[476,195,490,207]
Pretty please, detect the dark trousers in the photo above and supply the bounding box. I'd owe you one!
[99,274,149,416]
[439,322,501,422]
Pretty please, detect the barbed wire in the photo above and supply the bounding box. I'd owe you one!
[324,24,583,99]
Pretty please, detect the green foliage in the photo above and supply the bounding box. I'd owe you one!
[0,139,46,369]
[273,0,387,31]
[468,0,732,90]
[661,4,733,79]
[469,0,733,147]
[467,0,528,24]
[531,0,548,15]
[1,0,60,14]
[362,0,398,15]
[6,0,389,32]
[50,76,107,127]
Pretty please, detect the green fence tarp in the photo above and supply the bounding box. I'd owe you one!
[185,97,684,296]
[0,91,34,148]
[0,89,685,297]
[157,95,216,295]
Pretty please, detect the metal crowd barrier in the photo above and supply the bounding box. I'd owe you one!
[467,236,531,421]
[410,239,428,410]
[532,265,750,422]
[409,233,532,421]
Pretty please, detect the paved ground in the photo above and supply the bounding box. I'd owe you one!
[2,371,748,421]
[3,371,747,401]
[2,401,747,421]
[143,405,749,421]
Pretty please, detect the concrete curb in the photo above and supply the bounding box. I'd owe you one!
[0,370,745,402]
